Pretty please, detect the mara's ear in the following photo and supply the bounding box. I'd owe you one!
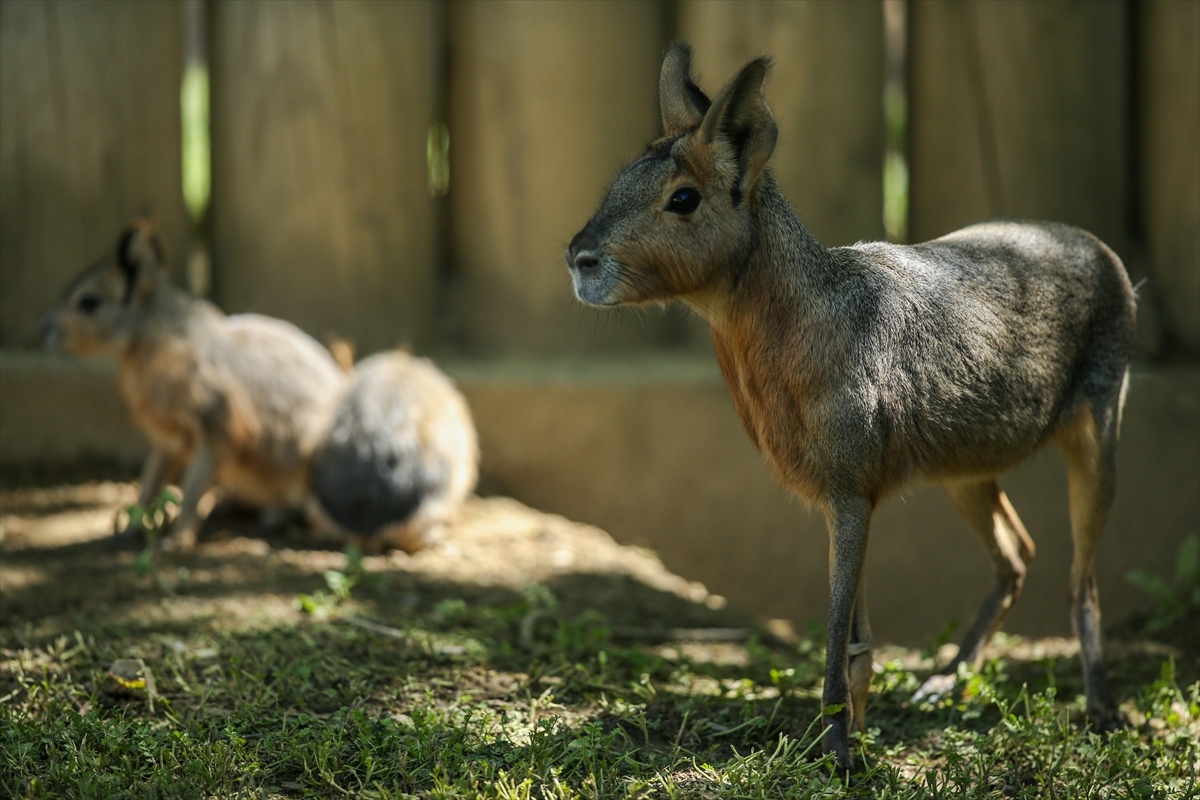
[698,57,777,204]
[116,218,168,304]
[659,43,711,133]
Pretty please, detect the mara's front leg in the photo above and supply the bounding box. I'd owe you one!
[112,446,181,549]
[822,495,873,774]
[161,443,216,551]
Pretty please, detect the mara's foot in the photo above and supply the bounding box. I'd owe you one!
[157,526,198,553]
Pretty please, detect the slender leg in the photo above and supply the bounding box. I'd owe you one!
[914,478,1034,701]
[161,444,216,551]
[112,448,175,548]
[1059,405,1128,731]
[847,578,873,735]
[823,495,872,772]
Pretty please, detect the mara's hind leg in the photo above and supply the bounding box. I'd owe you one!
[914,479,1034,701]
[1059,404,1129,731]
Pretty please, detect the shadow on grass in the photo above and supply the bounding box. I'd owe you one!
[3,485,1197,799]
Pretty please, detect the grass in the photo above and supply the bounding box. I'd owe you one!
[2,555,1197,800]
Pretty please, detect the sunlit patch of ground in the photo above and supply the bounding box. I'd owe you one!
[1,483,742,637]
[0,481,136,549]
[1,480,1196,799]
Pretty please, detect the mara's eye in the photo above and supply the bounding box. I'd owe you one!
[77,294,101,314]
[666,187,701,215]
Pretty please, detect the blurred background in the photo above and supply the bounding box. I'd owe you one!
[1,0,1197,643]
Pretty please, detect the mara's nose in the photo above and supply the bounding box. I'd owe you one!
[570,250,600,273]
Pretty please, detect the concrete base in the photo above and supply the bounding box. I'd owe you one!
[2,349,1197,645]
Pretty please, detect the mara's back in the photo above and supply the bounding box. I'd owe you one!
[312,351,478,537]
[221,313,345,461]
[835,220,1136,484]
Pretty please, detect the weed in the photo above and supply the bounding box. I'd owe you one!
[295,545,367,618]
[1127,535,1200,633]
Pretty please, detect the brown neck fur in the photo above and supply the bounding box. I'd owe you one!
[687,171,848,506]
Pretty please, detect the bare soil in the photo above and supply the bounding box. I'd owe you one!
[2,479,1194,686]
[0,481,749,639]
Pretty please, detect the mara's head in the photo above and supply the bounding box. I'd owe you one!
[567,44,777,309]
[40,219,168,356]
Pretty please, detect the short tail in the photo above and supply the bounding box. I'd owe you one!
[311,441,442,535]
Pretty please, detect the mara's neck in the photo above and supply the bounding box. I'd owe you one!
[119,283,207,363]
[683,172,838,347]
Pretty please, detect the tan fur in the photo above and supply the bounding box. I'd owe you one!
[41,219,346,546]
[326,338,356,374]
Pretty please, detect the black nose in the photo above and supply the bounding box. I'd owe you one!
[572,251,600,272]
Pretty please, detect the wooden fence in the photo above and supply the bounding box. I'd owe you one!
[2,0,1197,357]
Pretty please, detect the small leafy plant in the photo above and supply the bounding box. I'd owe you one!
[118,489,180,547]
[295,545,365,618]
[1127,534,1200,632]
[118,490,180,582]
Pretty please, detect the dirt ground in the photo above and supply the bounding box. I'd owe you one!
[2,478,1195,685]
[0,480,752,639]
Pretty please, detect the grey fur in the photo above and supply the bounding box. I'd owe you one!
[311,351,478,552]
[40,220,346,548]
[566,44,1136,772]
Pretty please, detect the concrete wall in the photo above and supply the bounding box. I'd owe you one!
[0,0,188,347]
[462,361,1199,643]
[4,352,1195,645]
[209,0,438,353]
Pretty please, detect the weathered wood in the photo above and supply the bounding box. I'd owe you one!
[1141,0,1200,355]
[0,0,186,347]
[447,0,685,356]
[680,0,885,248]
[908,0,1127,248]
[209,0,437,353]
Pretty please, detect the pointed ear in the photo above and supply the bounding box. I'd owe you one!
[699,57,778,203]
[116,218,167,304]
[659,43,711,133]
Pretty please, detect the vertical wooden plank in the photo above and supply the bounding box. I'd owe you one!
[0,0,186,347]
[908,0,1128,246]
[209,0,436,353]
[680,0,885,248]
[1142,0,1200,355]
[448,0,679,356]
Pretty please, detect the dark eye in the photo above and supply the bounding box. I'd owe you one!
[77,294,101,314]
[666,187,701,215]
